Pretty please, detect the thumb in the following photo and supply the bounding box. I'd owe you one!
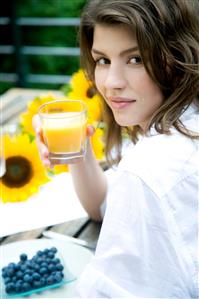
[32,114,42,135]
[32,114,45,143]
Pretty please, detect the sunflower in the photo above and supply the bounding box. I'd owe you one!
[67,69,103,124]
[0,134,50,203]
[91,127,105,161]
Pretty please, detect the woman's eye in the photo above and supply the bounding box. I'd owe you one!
[129,56,142,64]
[95,58,110,65]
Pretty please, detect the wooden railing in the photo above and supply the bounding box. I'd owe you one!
[0,17,80,86]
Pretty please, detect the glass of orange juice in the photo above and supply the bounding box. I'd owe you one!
[38,100,87,164]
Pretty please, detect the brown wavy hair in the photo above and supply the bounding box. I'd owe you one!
[79,0,199,165]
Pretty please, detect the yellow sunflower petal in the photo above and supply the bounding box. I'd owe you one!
[91,128,105,160]
[52,164,69,175]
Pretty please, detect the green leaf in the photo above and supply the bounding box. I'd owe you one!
[46,169,55,177]
[60,83,72,95]
[28,133,36,143]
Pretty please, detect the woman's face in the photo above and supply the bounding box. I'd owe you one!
[91,24,164,130]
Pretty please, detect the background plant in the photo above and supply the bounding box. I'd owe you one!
[0,0,87,94]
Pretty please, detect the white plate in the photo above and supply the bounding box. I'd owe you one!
[0,239,93,298]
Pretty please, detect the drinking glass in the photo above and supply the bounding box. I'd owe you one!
[38,100,87,165]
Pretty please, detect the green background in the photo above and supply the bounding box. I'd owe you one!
[0,0,87,94]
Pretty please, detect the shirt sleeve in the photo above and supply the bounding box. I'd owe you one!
[99,166,119,218]
[88,170,194,298]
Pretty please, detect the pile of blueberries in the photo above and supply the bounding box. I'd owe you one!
[2,247,65,295]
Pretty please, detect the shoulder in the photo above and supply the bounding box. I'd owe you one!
[119,126,198,198]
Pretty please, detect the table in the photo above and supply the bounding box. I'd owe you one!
[0,217,101,249]
[0,88,102,248]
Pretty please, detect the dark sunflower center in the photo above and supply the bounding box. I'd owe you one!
[2,156,32,187]
[87,86,97,98]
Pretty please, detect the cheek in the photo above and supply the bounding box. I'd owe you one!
[146,82,164,105]
[95,69,104,94]
[135,72,163,103]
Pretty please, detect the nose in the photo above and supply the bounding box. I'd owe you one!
[104,64,126,90]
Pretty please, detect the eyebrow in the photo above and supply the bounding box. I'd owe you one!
[91,46,139,56]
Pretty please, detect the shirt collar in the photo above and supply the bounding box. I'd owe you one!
[147,101,199,137]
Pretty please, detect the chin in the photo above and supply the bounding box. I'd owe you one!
[114,117,133,127]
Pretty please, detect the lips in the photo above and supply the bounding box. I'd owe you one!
[108,96,136,109]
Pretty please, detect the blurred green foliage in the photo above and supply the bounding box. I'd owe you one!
[17,0,86,17]
[0,0,87,94]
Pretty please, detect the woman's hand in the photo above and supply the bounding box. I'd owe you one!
[32,114,95,167]
[33,114,106,221]
[32,114,50,167]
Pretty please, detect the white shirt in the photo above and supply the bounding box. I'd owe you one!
[77,104,199,298]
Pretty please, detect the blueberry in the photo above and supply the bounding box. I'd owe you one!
[43,248,49,254]
[52,258,60,264]
[32,272,41,281]
[7,263,16,269]
[48,263,56,272]
[15,263,20,271]
[35,257,43,264]
[4,277,11,284]
[33,264,40,271]
[47,251,55,259]
[41,262,48,268]
[24,269,32,275]
[2,266,7,273]
[36,250,43,257]
[6,267,15,277]
[45,258,51,264]
[50,247,58,253]
[20,264,27,272]
[15,285,22,293]
[56,263,64,271]
[5,282,15,294]
[29,262,39,271]
[21,282,31,292]
[11,276,17,282]
[20,253,28,262]
[16,270,23,279]
[15,280,23,292]
[46,276,54,285]
[23,274,33,283]
[39,267,48,275]
[2,270,8,278]
[53,272,62,283]
[39,277,46,287]
[16,279,23,285]
[32,280,42,288]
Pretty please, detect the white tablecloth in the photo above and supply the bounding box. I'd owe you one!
[0,173,87,237]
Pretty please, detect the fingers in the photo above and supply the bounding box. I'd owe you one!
[86,125,95,137]
[32,117,95,167]
[32,114,51,167]
[37,140,51,167]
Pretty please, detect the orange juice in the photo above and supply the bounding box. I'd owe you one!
[39,100,87,164]
[42,112,87,154]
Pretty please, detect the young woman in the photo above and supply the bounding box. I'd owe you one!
[33,0,199,297]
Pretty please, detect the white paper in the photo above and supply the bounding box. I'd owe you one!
[0,173,87,237]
